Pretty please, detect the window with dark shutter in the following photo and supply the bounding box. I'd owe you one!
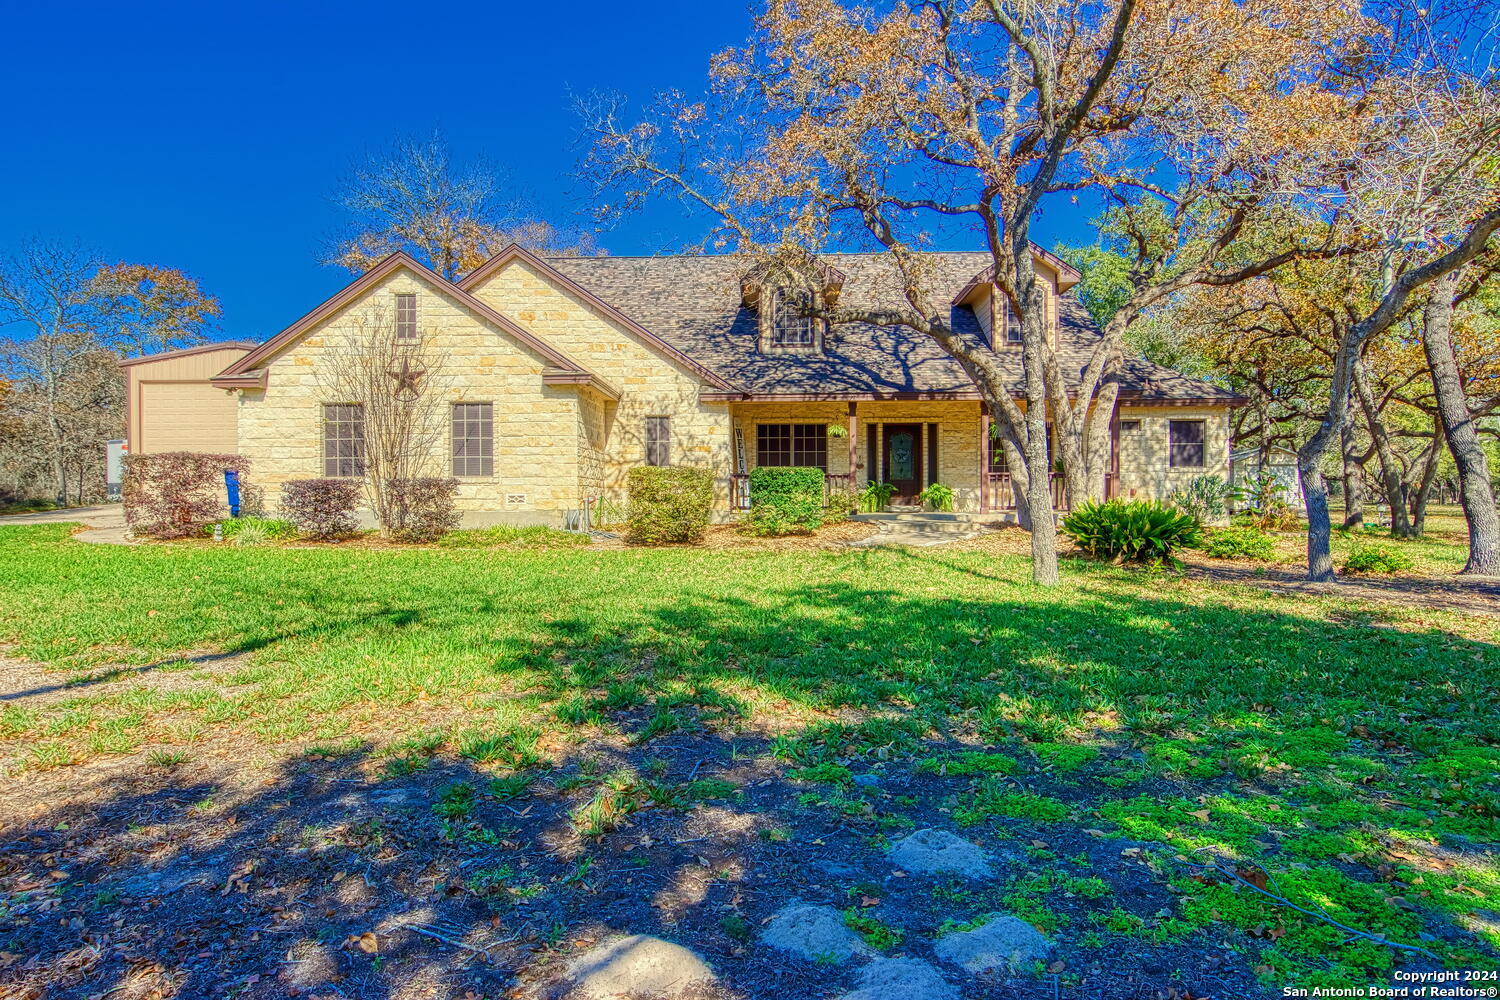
[322,403,365,477]
[452,403,494,477]
[756,424,827,469]
[1169,420,1206,468]
[645,416,671,467]
[395,293,418,342]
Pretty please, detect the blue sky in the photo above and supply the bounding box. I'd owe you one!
[2,0,1091,343]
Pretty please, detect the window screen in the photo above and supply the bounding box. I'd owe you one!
[645,416,671,467]
[322,403,365,477]
[1169,420,1206,468]
[452,403,494,477]
[770,287,817,348]
[396,293,418,341]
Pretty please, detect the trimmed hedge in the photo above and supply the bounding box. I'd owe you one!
[123,452,249,539]
[626,466,714,544]
[746,466,826,536]
[281,479,362,541]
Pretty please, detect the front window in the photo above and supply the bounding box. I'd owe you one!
[1169,420,1206,468]
[756,423,827,469]
[323,403,365,477]
[769,287,818,349]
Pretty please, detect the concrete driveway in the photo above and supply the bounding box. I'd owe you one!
[0,503,128,543]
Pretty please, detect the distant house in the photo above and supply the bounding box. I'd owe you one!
[121,244,1245,525]
[1230,446,1304,510]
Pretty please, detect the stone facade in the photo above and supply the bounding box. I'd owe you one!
[1114,405,1232,502]
[237,266,584,525]
[215,254,1234,525]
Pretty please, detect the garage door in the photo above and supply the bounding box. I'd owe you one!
[139,382,238,454]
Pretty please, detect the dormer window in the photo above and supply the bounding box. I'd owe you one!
[741,252,845,355]
[769,286,819,350]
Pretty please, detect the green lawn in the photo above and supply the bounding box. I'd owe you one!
[1,523,1497,991]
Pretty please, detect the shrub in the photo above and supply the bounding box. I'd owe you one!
[1342,545,1414,575]
[747,466,826,536]
[1062,498,1202,562]
[123,452,248,539]
[824,487,856,524]
[231,521,270,547]
[1240,472,1300,530]
[385,477,460,542]
[214,517,297,543]
[280,478,362,541]
[919,482,955,512]
[1169,475,1234,523]
[857,481,896,512]
[1202,525,1276,561]
[626,466,714,544]
[746,495,824,536]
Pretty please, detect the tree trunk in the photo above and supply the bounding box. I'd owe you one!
[1353,361,1414,537]
[1422,270,1500,575]
[1340,424,1365,528]
[1083,383,1119,503]
[1299,329,1361,582]
[1408,426,1442,538]
[998,432,1032,531]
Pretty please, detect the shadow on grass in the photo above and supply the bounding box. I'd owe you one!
[3,551,1497,998]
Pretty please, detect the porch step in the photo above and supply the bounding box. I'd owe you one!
[851,511,1002,536]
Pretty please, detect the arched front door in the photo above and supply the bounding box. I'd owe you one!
[882,423,923,503]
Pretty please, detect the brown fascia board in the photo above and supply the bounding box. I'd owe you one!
[707,389,1246,407]
[458,244,742,392]
[542,369,621,400]
[209,370,268,390]
[217,251,599,384]
[117,341,259,369]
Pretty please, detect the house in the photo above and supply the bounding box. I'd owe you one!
[1229,446,1305,511]
[121,245,1244,524]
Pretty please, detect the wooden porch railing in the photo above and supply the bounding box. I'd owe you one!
[730,472,855,511]
[982,473,1119,512]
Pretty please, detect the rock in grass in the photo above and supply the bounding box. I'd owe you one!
[838,958,958,1000]
[563,934,716,999]
[933,915,1053,974]
[761,903,873,962]
[887,828,993,879]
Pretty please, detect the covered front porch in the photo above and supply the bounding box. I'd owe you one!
[724,399,1114,514]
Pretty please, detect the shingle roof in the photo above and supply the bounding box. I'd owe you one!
[547,251,1240,403]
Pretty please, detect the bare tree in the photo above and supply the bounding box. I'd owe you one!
[329,133,598,281]
[0,243,223,505]
[313,309,452,537]
[0,244,112,504]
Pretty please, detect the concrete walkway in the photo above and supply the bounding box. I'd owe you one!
[0,504,131,544]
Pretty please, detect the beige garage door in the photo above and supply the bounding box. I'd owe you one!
[139,382,238,454]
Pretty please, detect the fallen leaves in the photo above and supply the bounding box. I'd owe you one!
[343,932,379,954]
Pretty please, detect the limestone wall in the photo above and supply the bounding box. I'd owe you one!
[465,257,734,505]
[236,267,582,524]
[1114,405,1232,501]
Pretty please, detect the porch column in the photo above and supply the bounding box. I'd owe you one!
[979,410,991,512]
[845,402,858,486]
